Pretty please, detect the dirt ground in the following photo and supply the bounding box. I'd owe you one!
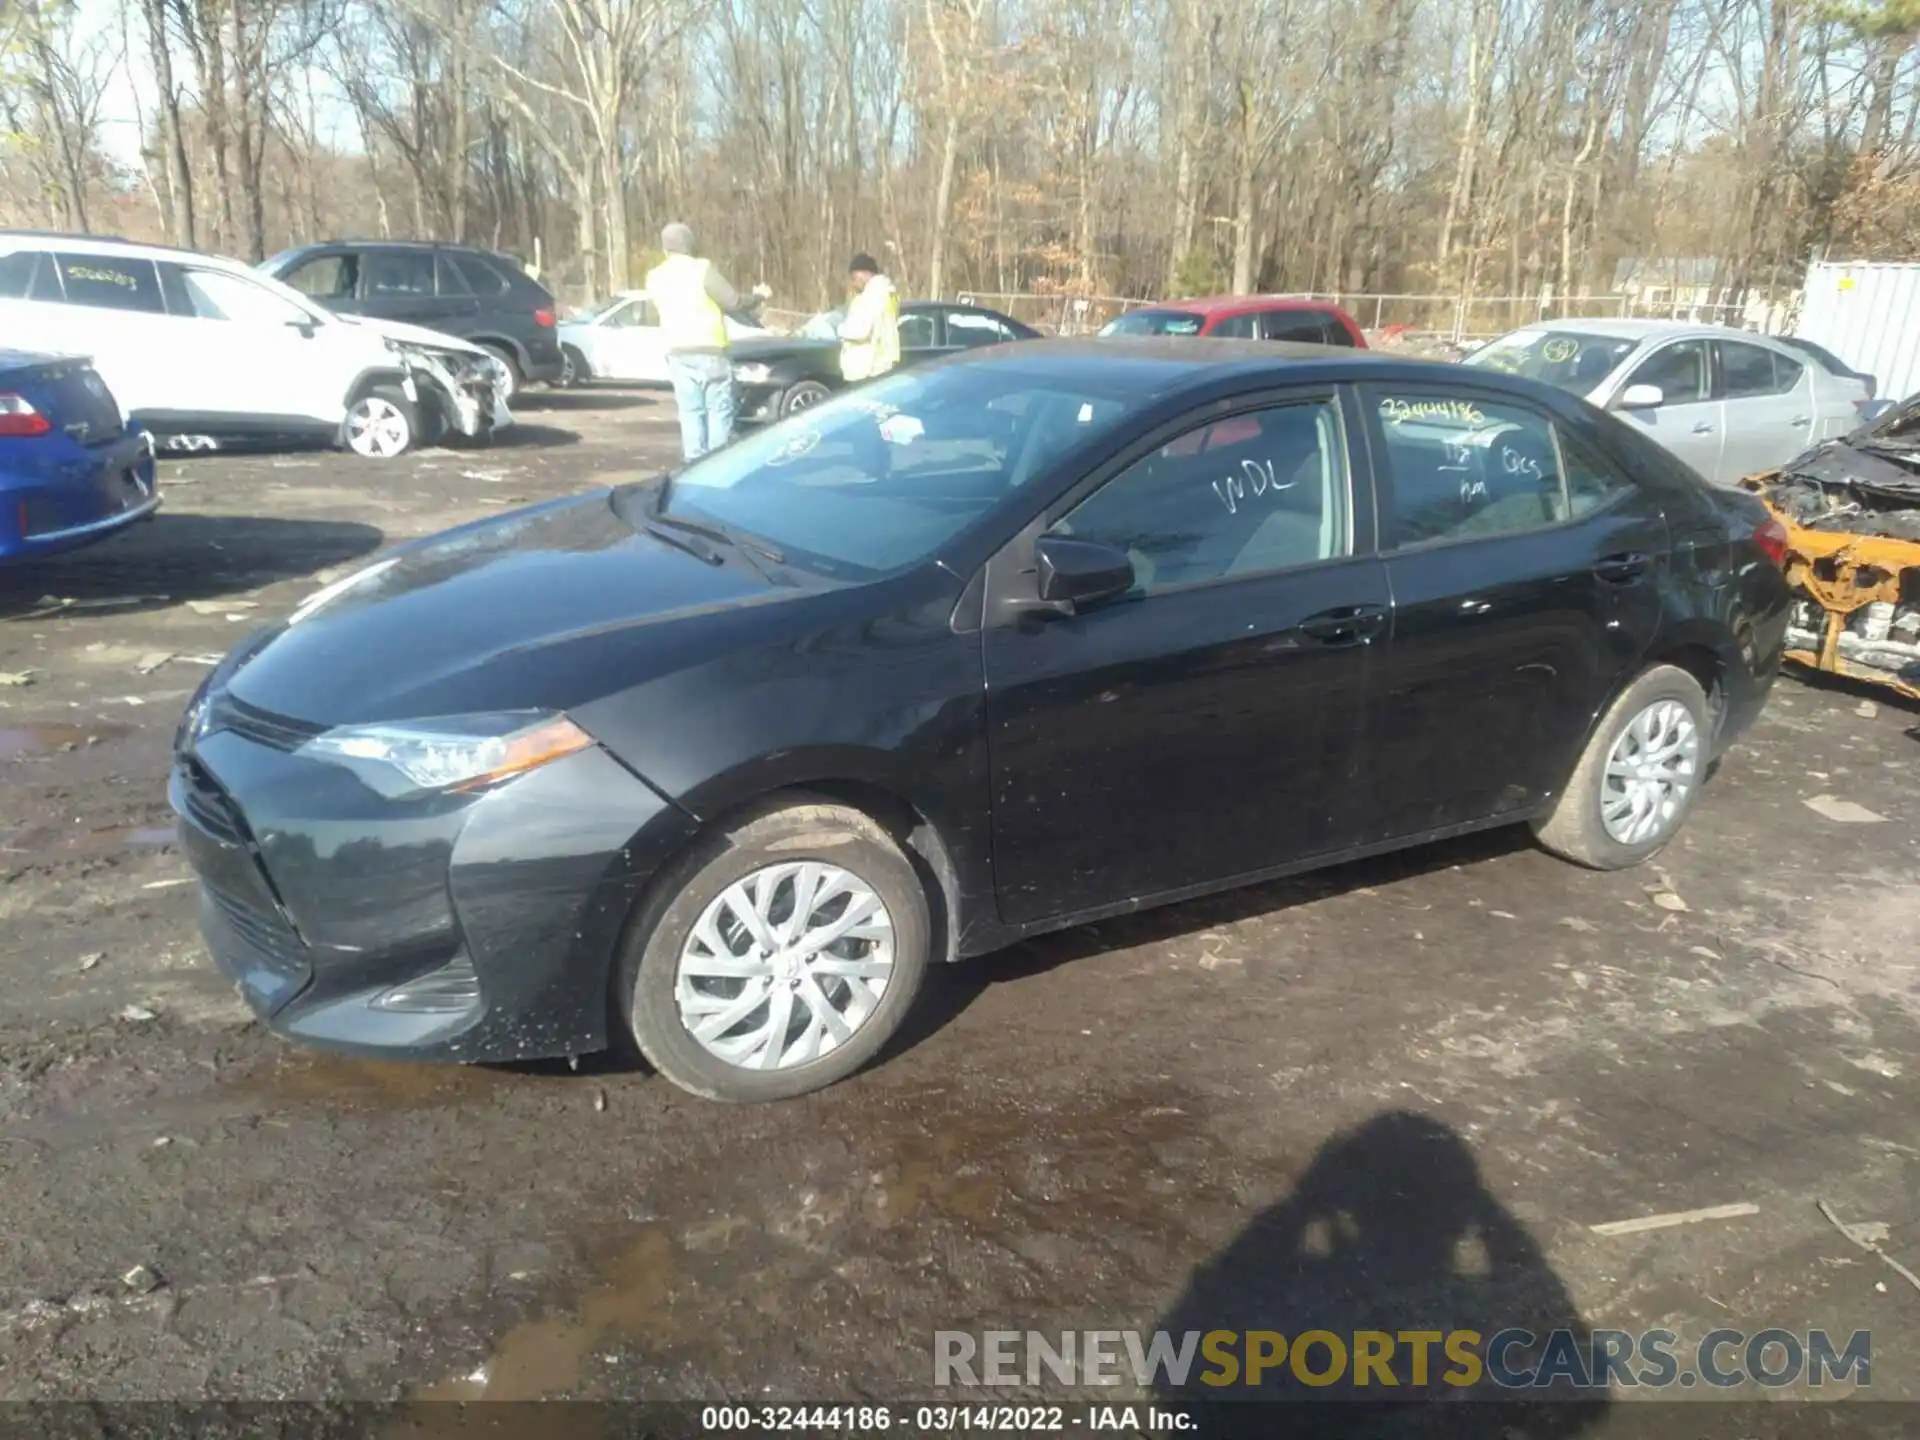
[2,388,1918,1426]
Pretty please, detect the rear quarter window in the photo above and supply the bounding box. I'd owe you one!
[0,249,39,298]
[450,253,513,297]
[54,254,163,313]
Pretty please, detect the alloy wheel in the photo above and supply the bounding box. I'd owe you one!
[1599,698,1700,846]
[674,860,895,1071]
[344,397,412,459]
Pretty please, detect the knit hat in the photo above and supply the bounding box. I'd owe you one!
[661,223,696,255]
[849,252,879,275]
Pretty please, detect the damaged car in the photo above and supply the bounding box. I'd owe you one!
[1743,392,1920,699]
[0,233,511,459]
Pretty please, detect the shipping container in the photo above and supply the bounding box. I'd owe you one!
[1796,260,1920,403]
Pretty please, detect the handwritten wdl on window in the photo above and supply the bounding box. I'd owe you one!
[1212,457,1296,515]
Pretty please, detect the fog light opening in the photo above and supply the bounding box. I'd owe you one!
[371,953,481,1013]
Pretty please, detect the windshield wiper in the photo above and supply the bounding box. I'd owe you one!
[650,510,786,567]
[639,518,723,565]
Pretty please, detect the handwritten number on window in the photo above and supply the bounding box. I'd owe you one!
[1212,457,1294,515]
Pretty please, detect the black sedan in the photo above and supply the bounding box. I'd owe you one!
[731,301,1038,422]
[172,341,1789,1102]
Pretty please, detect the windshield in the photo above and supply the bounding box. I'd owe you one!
[1463,329,1638,393]
[570,295,630,324]
[798,309,844,340]
[1100,309,1205,337]
[644,365,1137,579]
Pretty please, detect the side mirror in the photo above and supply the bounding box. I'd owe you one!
[1034,534,1134,611]
[286,318,319,337]
[1616,383,1664,411]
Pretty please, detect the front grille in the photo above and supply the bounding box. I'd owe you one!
[205,884,307,981]
[205,692,324,752]
[178,759,246,845]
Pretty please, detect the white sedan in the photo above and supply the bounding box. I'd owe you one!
[556,292,769,386]
[1464,319,1872,487]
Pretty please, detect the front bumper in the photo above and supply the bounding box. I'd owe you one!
[403,351,514,440]
[0,431,159,561]
[170,698,696,1062]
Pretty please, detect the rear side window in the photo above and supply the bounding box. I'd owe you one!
[1209,313,1258,339]
[1721,340,1802,399]
[0,250,38,298]
[946,309,1015,347]
[898,311,937,348]
[1319,315,1357,347]
[53,253,163,313]
[449,253,512,297]
[435,254,472,296]
[281,253,358,300]
[1260,311,1332,344]
[1371,389,1630,547]
[364,250,436,297]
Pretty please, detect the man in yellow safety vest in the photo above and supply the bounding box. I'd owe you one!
[837,252,900,383]
[645,223,762,461]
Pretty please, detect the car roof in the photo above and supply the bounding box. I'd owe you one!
[1513,317,1770,343]
[0,231,210,263]
[953,336,1459,396]
[1140,295,1354,319]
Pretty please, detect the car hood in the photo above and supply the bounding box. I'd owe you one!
[729,335,837,363]
[225,489,816,727]
[333,313,488,356]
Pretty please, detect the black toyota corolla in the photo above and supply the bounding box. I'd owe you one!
[173,340,1790,1102]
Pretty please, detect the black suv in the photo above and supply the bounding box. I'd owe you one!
[261,241,563,395]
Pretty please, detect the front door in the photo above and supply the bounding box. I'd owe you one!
[1717,338,1813,485]
[1359,383,1669,839]
[1611,337,1725,483]
[596,297,671,381]
[983,390,1389,925]
[161,262,349,425]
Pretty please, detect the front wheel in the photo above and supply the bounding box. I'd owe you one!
[558,344,587,389]
[620,801,930,1102]
[342,386,418,459]
[1533,664,1710,870]
[780,379,833,418]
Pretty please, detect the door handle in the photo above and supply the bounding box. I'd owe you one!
[1790,416,1810,426]
[1691,422,1715,434]
[1594,551,1649,583]
[1297,603,1388,645]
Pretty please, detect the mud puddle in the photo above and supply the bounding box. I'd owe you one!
[230,1051,528,1112]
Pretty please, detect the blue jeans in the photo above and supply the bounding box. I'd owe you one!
[668,353,737,461]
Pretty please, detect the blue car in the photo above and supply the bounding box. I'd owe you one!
[0,348,159,562]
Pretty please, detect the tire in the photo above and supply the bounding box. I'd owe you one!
[558,344,587,389]
[619,799,930,1102]
[1533,664,1711,870]
[482,344,523,400]
[780,379,833,418]
[342,385,418,460]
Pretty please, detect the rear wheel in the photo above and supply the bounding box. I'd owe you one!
[620,800,929,1102]
[1533,664,1710,869]
[780,379,833,418]
[342,386,418,459]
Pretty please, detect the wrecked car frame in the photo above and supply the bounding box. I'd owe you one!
[1743,395,1920,700]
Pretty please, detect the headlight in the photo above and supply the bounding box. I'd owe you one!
[296,711,594,798]
[733,363,772,384]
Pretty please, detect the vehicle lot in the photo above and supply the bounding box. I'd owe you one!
[2,388,1919,1414]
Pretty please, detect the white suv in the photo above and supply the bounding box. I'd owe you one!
[0,233,512,458]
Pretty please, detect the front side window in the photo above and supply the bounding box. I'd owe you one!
[635,364,1137,579]
[363,250,436,297]
[53,253,163,313]
[946,310,1014,347]
[1626,340,1709,406]
[283,253,357,300]
[603,299,652,328]
[1373,390,1623,546]
[898,311,937,348]
[1050,400,1349,593]
[1721,340,1802,399]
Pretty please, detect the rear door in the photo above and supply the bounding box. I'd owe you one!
[357,249,454,327]
[983,387,1390,923]
[430,251,484,332]
[897,309,941,366]
[1361,382,1669,840]
[1611,338,1725,483]
[1259,309,1338,345]
[1716,338,1814,485]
